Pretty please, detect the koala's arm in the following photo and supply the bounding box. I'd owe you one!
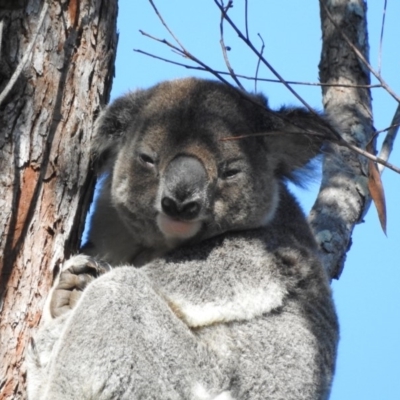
[224,297,337,400]
[140,192,338,400]
[27,234,337,400]
[27,190,337,400]
[26,255,112,400]
[142,231,337,400]
[27,265,233,400]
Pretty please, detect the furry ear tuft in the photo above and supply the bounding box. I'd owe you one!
[91,90,150,169]
[264,107,333,181]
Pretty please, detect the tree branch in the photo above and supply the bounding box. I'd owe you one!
[320,0,400,103]
[378,0,387,74]
[0,20,3,60]
[138,30,234,89]
[134,49,379,88]
[140,0,400,175]
[213,0,320,117]
[218,1,245,90]
[254,34,265,92]
[378,103,400,174]
[212,0,400,174]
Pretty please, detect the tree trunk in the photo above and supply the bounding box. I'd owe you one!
[0,1,118,398]
[311,0,373,279]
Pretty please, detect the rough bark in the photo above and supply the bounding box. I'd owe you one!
[0,0,118,398]
[310,0,373,279]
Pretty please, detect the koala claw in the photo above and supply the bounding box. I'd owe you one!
[50,255,111,318]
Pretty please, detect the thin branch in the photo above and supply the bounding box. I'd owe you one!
[378,103,400,174]
[0,20,4,60]
[254,34,265,92]
[137,52,399,174]
[138,33,314,132]
[142,1,400,174]
[245,0,249,40]
[148,0,186,51]
[212,0,400,173]
[219,1,245,90]
[134,49,379,89]
[378,0,387,74]
[320,0,400,103]
[0,2,48,107]
[213,0,326,123]
[142,1,240,90]
[221,130,328,141]
[221,130,400,174]
[374,123,400,136]
[138,30,235,90]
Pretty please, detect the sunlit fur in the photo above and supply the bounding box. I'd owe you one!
[27,78,338,400]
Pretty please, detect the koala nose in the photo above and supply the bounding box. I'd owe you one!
[161,155,208,221]
[161,197,201,220]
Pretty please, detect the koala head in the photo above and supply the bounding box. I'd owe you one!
[93,78,331,254]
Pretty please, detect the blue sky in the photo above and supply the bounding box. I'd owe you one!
[111,1,400,398]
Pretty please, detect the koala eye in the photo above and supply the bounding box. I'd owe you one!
[139,153,155,167]
[222,168,241,180]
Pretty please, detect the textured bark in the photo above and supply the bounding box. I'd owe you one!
[0,1,118,398]
[310,0,373,279]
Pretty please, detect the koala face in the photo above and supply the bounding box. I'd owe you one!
[92,78,330,260]
[112,111,278,245]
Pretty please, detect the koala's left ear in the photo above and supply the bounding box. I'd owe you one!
[265,107,333,179]
[92,89,151,168]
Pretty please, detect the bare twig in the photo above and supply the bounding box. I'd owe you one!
[221,130,400,174]
[141,1,400,174]
[221,130,328,141]
[374,123,400,136]
[212,0,400,173]
[138,33,315,136]
[378,0,387,74]
[320,0,400,103]
[254,34,265,92]
[378,103,400,174]
[219,1,245,90]
[134,49,379,89]
[334,143,400,174]
[245,0,249,39]
[143,2,238,89]
[0,2,48,107]
[0,20,4,60]
[148,0,186,51]
[213,0,325,122]
[139,30,234,88]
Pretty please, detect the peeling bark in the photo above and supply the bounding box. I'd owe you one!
[311,0,374,279]
[0,1,118,398]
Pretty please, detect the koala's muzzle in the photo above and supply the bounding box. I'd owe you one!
[161,155,208,221]
[156,155,208,240]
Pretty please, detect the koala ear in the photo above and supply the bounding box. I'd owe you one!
[265,107,333,180]
[92,89,150,168]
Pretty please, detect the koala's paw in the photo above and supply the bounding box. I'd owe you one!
[50,255,111,318]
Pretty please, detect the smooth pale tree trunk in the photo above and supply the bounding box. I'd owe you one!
[0,1,118,398]
[311,0,374,279]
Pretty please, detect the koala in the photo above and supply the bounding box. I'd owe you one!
[27,78,338,400]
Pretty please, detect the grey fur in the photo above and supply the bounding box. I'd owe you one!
[27,78,338,399]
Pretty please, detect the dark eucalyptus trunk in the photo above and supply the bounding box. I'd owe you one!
[0,1,118,398]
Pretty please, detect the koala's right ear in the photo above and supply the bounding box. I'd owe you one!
[263,106,334,182]
[92,89,150,168]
